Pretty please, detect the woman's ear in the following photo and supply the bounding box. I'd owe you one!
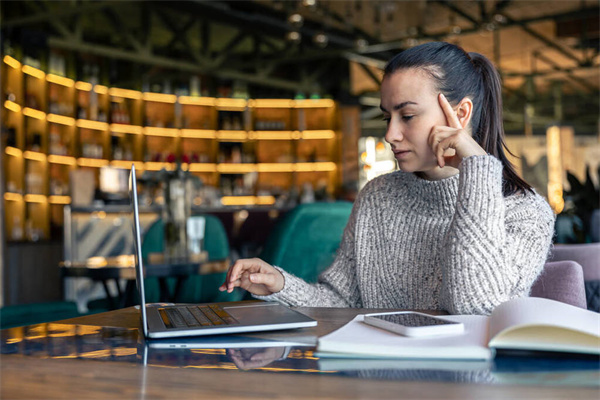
[456,98,473,130]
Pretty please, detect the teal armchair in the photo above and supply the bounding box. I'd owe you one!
[260,202,353,283]
[141,214,240,303]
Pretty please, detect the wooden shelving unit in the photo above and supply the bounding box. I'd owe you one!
[1,55,341,241]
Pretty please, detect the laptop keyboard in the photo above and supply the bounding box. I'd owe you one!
[159,305,238,329]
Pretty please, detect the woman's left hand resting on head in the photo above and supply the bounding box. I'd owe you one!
[429,93,486,169]
[219,258,284,296]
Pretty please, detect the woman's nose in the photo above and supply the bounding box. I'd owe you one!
[384,122,403,144]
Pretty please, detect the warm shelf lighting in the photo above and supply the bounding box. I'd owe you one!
[75,81,93,91]
[217,164,257,173]
[215,98,247,110]
[48,195,71,205]
[4,192,23,202]
[77,119,109,131]
[23,151,47,162]
[145,162,175,171]
[110,160,145,170]
[24,194,47,203]
[111,124,143,135]
[109,87,143,100]
[179,96,216,106]
[220,196,258,206]
[4,100,21,113]
[22,65,45,79]
[295,162,337,172]
[302,130,335,140]
[293,99,335,108]
[252,131,295,140]
[144,127,179,137]
[187,163,217,173]
[249,99,295,108]
[3,55,21,69]
[143,92,177,103]
[256,196,276,205]
[94,85,109,95]
[77,158,109,168]
[46,74,74,88]
[47,114,75,126]
[47,155,76,165]
[256,163,295,172]
[23,107,46,120]
[216,131,248,141]
[180,129,216,139]
[5,146,22,157]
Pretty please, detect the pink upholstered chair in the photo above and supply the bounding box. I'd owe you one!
[530,261,587,309]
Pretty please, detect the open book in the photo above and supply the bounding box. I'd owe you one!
[317,297,600,360]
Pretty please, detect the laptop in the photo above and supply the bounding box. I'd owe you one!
[130,165,317,339]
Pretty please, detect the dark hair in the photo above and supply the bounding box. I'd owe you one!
[384,41,532,196]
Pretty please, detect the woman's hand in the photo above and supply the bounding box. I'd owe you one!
[219,258,284,296]
[429,93,486,169]
[227,347,287,370]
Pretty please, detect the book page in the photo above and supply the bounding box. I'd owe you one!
[488,297,600,352]
[317,314,492,360]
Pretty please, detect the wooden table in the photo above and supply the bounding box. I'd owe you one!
[1,304,598,399]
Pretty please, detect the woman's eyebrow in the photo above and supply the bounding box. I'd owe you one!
[380,101,418,113]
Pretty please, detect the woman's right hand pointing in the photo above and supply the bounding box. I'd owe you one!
[219,258,284,296]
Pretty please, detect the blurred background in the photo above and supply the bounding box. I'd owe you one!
[0,1,598,315]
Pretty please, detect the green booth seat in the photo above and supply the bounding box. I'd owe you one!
[0,301,85,329]
[260,201,353,283]
[139,213,241,304]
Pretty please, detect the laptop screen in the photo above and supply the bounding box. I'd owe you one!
[131,165,149,338]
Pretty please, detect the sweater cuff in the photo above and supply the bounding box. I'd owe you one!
[458,155,503,213]
[252,266,307,306]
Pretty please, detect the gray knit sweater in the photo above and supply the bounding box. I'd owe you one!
[257,155,555,315]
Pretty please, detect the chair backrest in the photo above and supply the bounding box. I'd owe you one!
[530,261,587,309]
[548,243,600,281]
[142,214,230,262]
[260,201,353,283]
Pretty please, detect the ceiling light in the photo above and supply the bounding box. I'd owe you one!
[302,0,317,8]
[355,38,369,49]
[286,31,301,43]
[313,33,328,48]
[288,13,304,28]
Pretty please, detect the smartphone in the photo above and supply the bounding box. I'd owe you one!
[363,312,464,337]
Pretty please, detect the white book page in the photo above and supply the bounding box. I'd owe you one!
[318,314,492,360]
[488,297,600,350]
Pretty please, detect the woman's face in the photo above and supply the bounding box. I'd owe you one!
[381,68,457,180]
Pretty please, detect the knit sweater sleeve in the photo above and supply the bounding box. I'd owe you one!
[439,155,555,315]
[253,193,364,308]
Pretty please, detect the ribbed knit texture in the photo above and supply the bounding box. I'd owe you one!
[256,155,555,315]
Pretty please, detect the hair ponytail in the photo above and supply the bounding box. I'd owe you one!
[469,53,533,196]
[385,42,533,196]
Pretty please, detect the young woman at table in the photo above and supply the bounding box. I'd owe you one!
[219,41,555,315]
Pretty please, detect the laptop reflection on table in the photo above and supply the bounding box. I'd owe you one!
[130,164,317,340]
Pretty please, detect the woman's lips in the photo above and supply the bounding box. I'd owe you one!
[393,150,410,159]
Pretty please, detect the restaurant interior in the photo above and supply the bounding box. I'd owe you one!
[0,0,599,325]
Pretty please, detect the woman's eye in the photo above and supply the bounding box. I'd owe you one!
[402,115,414,121]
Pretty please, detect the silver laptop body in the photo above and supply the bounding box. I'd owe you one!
[130,165,317,339]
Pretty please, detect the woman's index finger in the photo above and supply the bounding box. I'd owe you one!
[438,93,462,129]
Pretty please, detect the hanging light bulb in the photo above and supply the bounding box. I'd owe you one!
[286,31,302,44]
[355,38,369,49]
[313,33,329,48]
[288,13,304,28]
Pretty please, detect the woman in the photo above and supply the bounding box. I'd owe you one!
[219,42,555,315]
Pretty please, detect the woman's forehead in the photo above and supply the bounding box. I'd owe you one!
[381,69,438,102]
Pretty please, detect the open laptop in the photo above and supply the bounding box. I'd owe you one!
[130,165,317,339]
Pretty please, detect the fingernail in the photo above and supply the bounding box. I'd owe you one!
[250,275,256,282]
[440,93,445,98]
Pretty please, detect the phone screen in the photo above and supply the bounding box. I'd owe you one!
[371,313,459,327]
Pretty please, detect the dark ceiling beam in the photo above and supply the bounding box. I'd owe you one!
[210,32,248,69]
[47,35,306,92]
[102,8,146,53]
[2,0,111,28]
[534,51,597,94]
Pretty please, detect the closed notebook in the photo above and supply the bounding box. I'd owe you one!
[317,297,600,360]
